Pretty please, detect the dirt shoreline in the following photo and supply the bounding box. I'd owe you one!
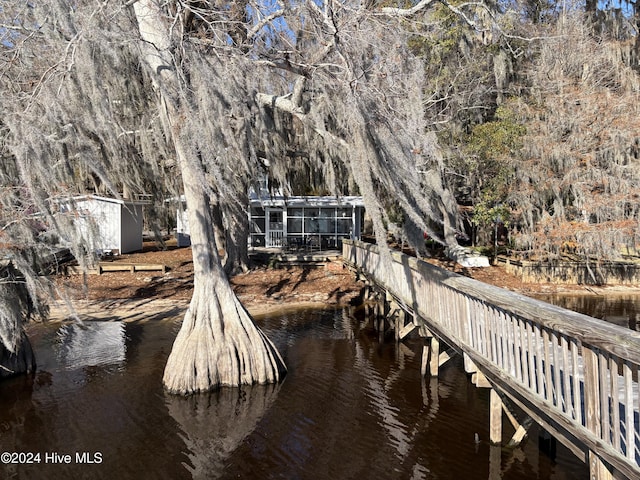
[50,244,640,323]
[46,297,344,324]
[51,246,366,321]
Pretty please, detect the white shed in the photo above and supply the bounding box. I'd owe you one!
[62,195,147,255]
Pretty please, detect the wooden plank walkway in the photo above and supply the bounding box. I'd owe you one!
[342,239,640,480]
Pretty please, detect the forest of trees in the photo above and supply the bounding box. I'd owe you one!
[427,0,640,261]
[0,0,639,392]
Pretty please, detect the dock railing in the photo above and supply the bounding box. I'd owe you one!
[343,239,640,479]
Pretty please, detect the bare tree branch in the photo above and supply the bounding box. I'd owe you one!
[379,0,438,17]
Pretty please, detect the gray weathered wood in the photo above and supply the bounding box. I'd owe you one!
[490,389,503,444]
[430,336,440,377]
[343,240,640,479]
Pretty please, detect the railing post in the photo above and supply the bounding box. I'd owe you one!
[583,347,601,440]
[583,347,614,479]
[419,328,434,378]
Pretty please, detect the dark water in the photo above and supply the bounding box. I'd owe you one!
[1,307,586,480]
[535,293,640,331]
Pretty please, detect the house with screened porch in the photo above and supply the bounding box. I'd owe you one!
[173,194,365,251]
[248,193,365,251]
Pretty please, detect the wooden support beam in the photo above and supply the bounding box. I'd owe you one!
[465,352,492,388]
[464,353,477,374]
[507,420,533,448]
[429,336,440,377]
[506,416,534,448]
[502,401,521,430]
[393,307,404,341]
[382,292,392,317]
[420,331,452,377]
[500,399,535,447]
[363,284,371,300]
[588,450,614,480]
[490,389,503,445]
[421,343,429,377]
[418,325,432,338]
[438,350,454,368]
[399,323,416,340]
[473,371,492,388]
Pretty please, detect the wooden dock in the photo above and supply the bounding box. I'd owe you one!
[342,239,640,480]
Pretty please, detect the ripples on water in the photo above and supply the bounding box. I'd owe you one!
[55,322,127,370]
[0,307,587,479]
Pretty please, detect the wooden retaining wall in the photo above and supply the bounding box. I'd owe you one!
[497,256,640,285]
[343,240,640,479]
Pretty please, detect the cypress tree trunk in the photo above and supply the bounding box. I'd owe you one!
[0,270,38,381]
[133,0,285,394]
[162,150,285,394]
[0,331,36,380]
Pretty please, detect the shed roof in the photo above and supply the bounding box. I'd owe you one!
[69,194,150,206]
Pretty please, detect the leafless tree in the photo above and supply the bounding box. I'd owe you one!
[0,0,502,391]
[507,11,640,261]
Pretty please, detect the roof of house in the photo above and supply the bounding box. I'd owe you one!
[250,194,364,208]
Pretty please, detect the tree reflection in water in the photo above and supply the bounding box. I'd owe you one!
[165,383,281,477]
